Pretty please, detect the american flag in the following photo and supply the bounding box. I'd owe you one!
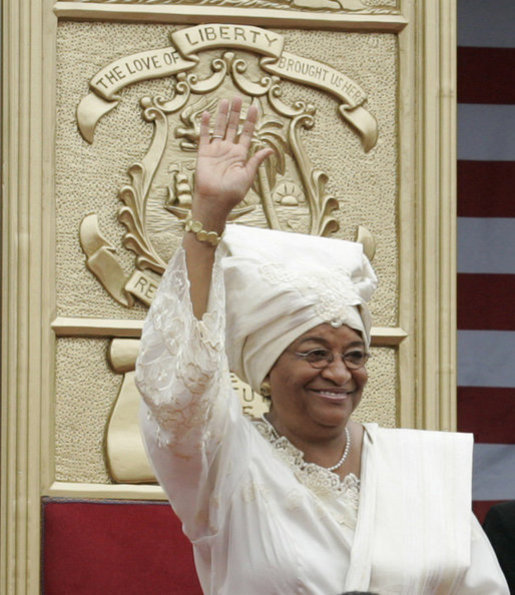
[456,0,515,522]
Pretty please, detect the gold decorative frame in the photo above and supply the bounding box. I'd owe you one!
[1,1,456,592]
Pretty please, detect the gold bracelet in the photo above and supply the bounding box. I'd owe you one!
[184,216,223,247]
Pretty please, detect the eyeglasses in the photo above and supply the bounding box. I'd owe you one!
[291,348,370,370]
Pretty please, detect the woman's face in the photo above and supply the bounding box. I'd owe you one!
[266,323,368,438]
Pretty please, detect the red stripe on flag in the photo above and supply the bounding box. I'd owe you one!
[458,161,515,217]
[458,47,515,104]
[472,500,507,525]
[458,387,515,444]
[458,274,515,330]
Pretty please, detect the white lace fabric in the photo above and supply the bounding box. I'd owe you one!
[259,261,363,325]
[252,417,360,523]
[135,246,229,451]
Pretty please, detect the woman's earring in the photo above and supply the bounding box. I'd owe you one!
[259,381,272,398]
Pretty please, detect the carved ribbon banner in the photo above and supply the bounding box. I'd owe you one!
[77,24,377,152]
[107,339,156,483]
[91,47,198,100]
[80,214,158,307]
[261,53,378,151]
[170,24,284,57]
[77,48,197,143]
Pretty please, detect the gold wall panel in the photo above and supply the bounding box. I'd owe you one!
[357,347,397,428]
[55,338,121,484]
[56,22,398,324]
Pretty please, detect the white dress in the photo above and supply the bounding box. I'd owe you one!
[135,246,509,595]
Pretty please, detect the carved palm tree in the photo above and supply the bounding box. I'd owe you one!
[251,114,288,230]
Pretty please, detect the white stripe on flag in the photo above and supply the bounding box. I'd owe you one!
[458,0,515,48]
[458,105,515,161]
[472,443,515,500]
[458,218,515,274]
[458,330,515,388]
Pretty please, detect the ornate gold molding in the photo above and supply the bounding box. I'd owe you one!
[45,481,168,500]
[51,317,408,344]
[398,0,457,431]
[423,0,457,431]
[62,0,398,11]
[1,0,57,592]
[54,2,408,30]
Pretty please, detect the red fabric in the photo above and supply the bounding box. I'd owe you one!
[458,274,515,330]
[458,387,515,444]
[458,161,515,217]
[458,47,515,104]
[473,500,507,525]
[43,500,202,595]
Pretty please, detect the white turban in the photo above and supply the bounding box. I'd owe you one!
[221,224,377,392]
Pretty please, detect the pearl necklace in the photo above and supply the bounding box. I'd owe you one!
[261,415,351,473]
[326,426,351,472]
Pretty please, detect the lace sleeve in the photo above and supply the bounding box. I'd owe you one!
[135,245,231,453]
[135,245,251,538]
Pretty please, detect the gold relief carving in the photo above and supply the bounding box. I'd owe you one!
[78,25,379,307]
[261,53,377,151]
[107,339,155,483]
[75,94,119,146]
[92,48,197,99]
[171,24,284,56]
[80,213,161,306]
[80,213,134,307]
[232,375,270,418]
[124,270,160,306]
[77,27,378,307]
[76,24,379,482]
[78,25,377,151]
[70,0,398,15]
[78,47,197,143]
[355,224,376,261]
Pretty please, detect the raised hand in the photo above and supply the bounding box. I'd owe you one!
[192,97,273,231]
[184,97,272,318]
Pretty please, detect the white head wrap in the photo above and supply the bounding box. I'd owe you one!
[222,224,377,392]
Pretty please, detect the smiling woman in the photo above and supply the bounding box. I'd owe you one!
[135,98,509,594]
[266,324,368,472]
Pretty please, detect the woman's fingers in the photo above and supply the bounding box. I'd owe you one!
[205,97,258,151]
[198,98,270,186]
[211,98,230,140]
[193,97,272,212]
[247,147,274,177]
[225,97,242,142]
[239,104,258,152]
[198,111,211,149]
